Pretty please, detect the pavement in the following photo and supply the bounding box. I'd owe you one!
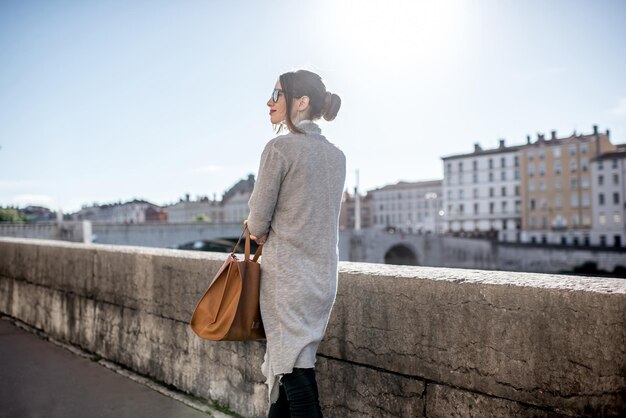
[0,317,232,418]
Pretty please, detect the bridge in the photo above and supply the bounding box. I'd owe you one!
[1,237,624,417]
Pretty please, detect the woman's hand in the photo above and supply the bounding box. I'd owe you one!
[243,219,268,245]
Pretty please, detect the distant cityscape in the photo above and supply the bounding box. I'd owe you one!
[2,125,625,249]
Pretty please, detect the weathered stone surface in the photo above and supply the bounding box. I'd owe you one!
[320,263,626,417]
[317,356,425,417]
[0,275,268,418]
[1,238,625,417]
[425,383,569,418]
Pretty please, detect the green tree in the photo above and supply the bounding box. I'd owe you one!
[0,208,27,223]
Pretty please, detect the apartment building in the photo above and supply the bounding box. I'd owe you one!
[590,148,626,247]
[520,126,615,245]
[442,140,523,242]
[369,180,443,233]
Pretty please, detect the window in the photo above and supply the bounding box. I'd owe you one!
[459,204,464,214]
[530,216,536,228]
[599,175,604,186]
[614,212,622,224]
[528,164,535,176]
[473,160,477,171]
[571,178,578,189]
[571,214,579,227]
[599,193,605,206]
[555,180,561,190]
[458,189,464,199]
[514,169,520,180]
[489,202,494,214]
[569,145,576,155]
[473,173,478,183]
[459,174,463,185]
[582,192,590,208]
[600,235,606,246]
[489,158,493,169]
[555,162,561,175]
[571,195,579,208]
[612,159,618,169]
[581,159,588,172]
[539,149,545,159]
[598,160,603,170]
[515,200,521,213]
[514,156,519,167]
[613,174,619,185]
[541,216,547,228]
[569,160,577,172]
[501,171,506,181]
[447,190,452,200]
[527,150,534,160]
[555,195,562,208]
[540,198,547,209]
[540,180,546,191]
[489,187,494,197]
[474,203,479,214]
[599,214,606,225]
[458,162,463,172]
[501,157,506,168]
[502,201,507,213]
[501,186,506,196]
[530,199,536,210]
[489,172,494,182]
[447,162,452,173]
[614,192,620,205]
[581,143,588,154]
[553,147,561,158]
[528,181,535,192]
[473,188,478,198]
[514,185,520,196]
[581,176,589,189]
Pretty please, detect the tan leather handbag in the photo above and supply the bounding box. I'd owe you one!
[189,225,265,341]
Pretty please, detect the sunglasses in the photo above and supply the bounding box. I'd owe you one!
[271,88,283,103]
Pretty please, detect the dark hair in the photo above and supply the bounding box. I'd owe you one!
[278,70,341,134]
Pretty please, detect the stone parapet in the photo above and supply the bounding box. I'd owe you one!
[0,237,624,417]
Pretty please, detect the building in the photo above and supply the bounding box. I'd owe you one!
[590,146,626,247]
[73,200,162,224]
[223,174,255,223]
[369,180,443,233]
[520,126,615,245]
[442,140,524,242]
[339,190,372,230]
[165,195,221,223]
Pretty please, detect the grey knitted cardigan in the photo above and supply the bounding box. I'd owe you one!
[247,121,346,405]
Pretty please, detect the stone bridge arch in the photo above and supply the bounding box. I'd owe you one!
[384,243,419,265]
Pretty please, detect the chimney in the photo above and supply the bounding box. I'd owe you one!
[606,129,610,138]
[474,143,482,152]
[499,139,505,149]
[537,133,545,143]
[185,193,190,202]
[526,135,531,145]
[551,130,556,141]
[593,125,598,136]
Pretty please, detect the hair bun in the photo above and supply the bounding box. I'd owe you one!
[322,91,341,121]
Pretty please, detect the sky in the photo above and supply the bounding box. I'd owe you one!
[1,0,625,213]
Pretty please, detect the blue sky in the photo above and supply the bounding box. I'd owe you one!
[1,0,625,213]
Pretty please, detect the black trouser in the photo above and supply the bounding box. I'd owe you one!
[267,367,323,418]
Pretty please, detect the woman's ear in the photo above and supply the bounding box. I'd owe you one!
[298,96,310,111]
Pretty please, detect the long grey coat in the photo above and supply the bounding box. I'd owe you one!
[247,121,346,405]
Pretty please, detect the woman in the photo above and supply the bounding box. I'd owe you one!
[246,69,345,417]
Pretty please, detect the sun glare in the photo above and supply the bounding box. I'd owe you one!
[326,0,466,78]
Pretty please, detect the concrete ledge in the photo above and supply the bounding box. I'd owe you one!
[1,237,625,417]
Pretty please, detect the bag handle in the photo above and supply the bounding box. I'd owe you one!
[233,224,263,262]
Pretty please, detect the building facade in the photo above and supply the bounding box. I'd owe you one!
[339,190,372,230]
[520,127,615,245]
[370,180,443,233]
[590,148,626,247]
[442,140,523,242]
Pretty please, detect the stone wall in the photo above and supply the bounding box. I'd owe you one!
[0,221,92,243]
[0,237,624,417]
